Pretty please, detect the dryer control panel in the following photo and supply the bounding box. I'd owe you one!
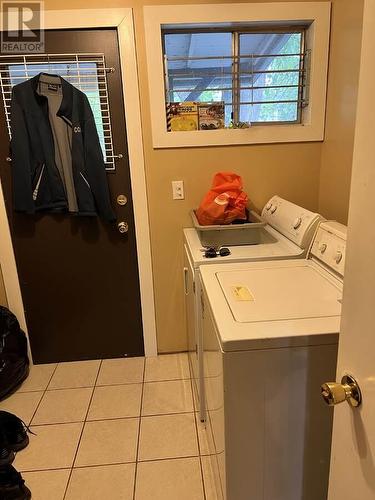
[310,221,347,277]
[261,196,323,249]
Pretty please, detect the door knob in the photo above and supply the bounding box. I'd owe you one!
[321,374,362,408]
[117,221,129,234]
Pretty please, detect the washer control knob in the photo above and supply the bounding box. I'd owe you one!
[265,202,272,211]
[293,217,302,230]
[335,251,343,264]
[319,243,327,254]
[270,205,277,214]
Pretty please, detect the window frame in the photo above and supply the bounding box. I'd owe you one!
[163,25,307,127]
[143,2,331,149]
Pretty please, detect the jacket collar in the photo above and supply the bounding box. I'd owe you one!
[30,73,74,121]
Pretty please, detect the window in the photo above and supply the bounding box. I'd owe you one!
[0,54,116,170]
[144,3,331,148]
[163,28,307,130]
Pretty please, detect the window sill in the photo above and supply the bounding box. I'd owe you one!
[152,122,324,149]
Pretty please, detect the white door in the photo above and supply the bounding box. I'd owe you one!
[327,1,375,498]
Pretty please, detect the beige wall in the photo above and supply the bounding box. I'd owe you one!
[319,0,364,223]
[39,0,361,352]
[147,143,320,352]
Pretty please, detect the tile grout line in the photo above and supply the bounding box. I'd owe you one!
[134,453,201,464]
[45,364,60,391]
[24,411,209,429]
[18,364,59,492]
[28,363,60,427]
[62,359,103,500]
[21,466,72,474]
[133,357,146,500]
[20,378,194,393]
[190,376,207,500]
[23,415,216,459]
[38,378,193,393]
[19,453,205,475]
[143,376,192,384]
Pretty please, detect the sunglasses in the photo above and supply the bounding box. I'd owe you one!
[204,247,231,258]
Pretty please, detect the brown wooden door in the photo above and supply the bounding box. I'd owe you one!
[0,29,144,363]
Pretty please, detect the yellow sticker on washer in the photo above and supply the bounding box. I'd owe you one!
[231,286,254,301]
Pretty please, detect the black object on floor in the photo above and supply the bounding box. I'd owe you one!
[0,447,14,467]
[0,412,31,452]
[0,465,31,500]
[0,307,30,401]
[0,413,14,466]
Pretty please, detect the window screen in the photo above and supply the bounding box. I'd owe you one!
[0,54,116,170]
[238,33,303,123]
[164,32,233,126]
[163,27,308,130]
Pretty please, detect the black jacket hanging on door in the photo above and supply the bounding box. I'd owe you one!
[10,72,116,222]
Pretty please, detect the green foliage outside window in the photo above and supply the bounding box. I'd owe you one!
[257,34,301,122]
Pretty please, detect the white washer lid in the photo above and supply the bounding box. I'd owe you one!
[183,226,305,267]
[216,266,342,323]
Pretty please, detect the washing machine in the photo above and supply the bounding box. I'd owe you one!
[183,195,323,420]
[199,221,346,500]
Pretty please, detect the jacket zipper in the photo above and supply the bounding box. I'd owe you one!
[32,164,45,201]
[80,171,91,190]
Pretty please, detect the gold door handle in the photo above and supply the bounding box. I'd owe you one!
[118,222,129,234]
[321,374,362,408]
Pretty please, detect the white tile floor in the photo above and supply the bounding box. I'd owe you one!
[0,353,220,500]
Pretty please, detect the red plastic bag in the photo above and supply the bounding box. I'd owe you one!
[196,172,248,226]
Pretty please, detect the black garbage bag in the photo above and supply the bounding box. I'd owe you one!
[0,306,29,401]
